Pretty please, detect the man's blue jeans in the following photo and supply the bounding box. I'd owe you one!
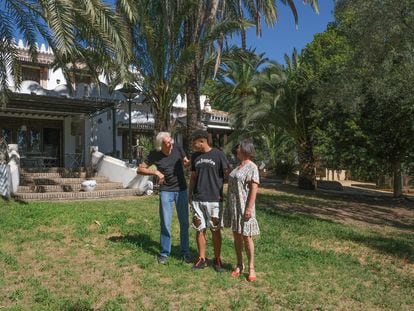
[159,189,189,258]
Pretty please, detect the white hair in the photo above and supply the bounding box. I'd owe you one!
[154,132,171,151]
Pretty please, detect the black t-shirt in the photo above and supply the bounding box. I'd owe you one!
[191,148,229,202]
[145,145,187,192]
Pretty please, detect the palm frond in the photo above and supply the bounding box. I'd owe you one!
[0,10,20,104]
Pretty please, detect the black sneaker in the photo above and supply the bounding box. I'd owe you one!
[192,257,207,269]
[213,257,225,272]
[183,253,193,264]
[157,255,168,265]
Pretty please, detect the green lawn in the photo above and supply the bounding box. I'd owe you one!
[1,186,413,310]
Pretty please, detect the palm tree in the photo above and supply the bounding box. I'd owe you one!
[207,48,290,168]
[276,49,316,189]
[208,48,267,113]
[229,59,297,174]
[116,0,192,133]
[183,0,227,143]
[0,0,130,104]
[223,49,316,189]
[184,0,320,147]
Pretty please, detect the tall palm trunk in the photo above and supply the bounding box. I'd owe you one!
[241,28,247,49]
[154,113,170,133]
[297,140,316,190]
[185,61,201,151]
[152,88,172,134]
[238,2,247,50]
[184,5,206,152]
[154,117,162,134]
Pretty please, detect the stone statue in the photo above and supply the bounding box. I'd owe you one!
[0,134,11,198]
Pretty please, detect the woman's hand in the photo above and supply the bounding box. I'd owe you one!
[244,208,252,220]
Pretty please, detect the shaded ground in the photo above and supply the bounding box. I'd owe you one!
[259,179,414,231]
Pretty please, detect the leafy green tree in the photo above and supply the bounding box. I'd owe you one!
[299,25,355,173]
[334,0,414,197]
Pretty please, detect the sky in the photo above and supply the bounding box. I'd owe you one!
[241,0,336,64]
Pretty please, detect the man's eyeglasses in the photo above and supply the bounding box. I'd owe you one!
[163,138,174,145]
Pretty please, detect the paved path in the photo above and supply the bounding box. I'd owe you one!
[338,180,414,201]
[261,177,414,200]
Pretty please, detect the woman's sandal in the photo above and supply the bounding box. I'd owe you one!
[246,268,257,282]
[231,264,244,277]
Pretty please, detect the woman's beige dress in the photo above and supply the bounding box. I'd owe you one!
[226,161,260,236]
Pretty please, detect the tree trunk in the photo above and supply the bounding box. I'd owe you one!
[393,161,403,198]
[185,62,201,152]
[241,28,246,50]
[376,174,386,188]
[184,14,201,153]
[238,1,246,50]
[297,141,316,190]
[154,111,170,134]
[154,114,162,135]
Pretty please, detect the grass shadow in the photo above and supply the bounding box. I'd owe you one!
[263,183,414,207]
[107,233,198,262]
[108,234,159,257]
[256,190,414,263]
[3,196,29,205]
[258,184,414,230]
[336,230,414,263]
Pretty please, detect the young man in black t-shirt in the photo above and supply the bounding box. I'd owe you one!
[189,130,229,271]
[137,132,191,265]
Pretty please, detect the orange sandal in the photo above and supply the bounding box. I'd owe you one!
[231,264,244,277]
[246,268,257,282]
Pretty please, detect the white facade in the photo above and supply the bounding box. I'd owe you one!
[5,40,229,167]
[89,93,211,157]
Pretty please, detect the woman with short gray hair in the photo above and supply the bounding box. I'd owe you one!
[239,139,256,157]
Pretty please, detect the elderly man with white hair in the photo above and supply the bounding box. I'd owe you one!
[137,132,192,265]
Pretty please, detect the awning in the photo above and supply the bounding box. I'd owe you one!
[207,124,232,130]
[3,93,115,117]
